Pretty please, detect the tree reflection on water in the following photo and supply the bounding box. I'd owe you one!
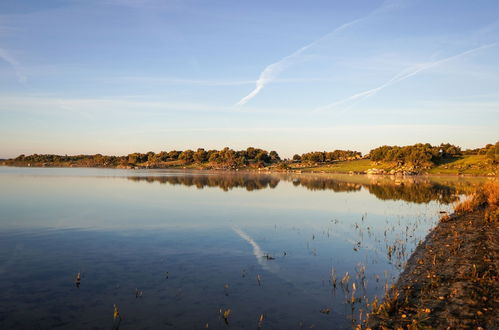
[127,172,481,204]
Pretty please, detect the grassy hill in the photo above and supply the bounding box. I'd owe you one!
[287,155,497,176]
[288,159,373,173]
[428,155,497,175]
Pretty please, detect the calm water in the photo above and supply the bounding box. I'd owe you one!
[0,167,487,329]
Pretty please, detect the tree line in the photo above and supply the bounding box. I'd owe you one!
[7,141,498,168]
[368,143,460,167]
[292,150,362,163]
[11,147,281,168]
[368,142,498,166]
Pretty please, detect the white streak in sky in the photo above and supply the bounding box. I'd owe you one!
[110,76,255,86]
[235,10,381,106]
[315,43,497,113]
[0,48,27,83]
[232,226,279,273]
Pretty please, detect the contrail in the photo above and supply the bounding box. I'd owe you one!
[232,226,279,273]
[0,48,27,83]
[315,43,497,113]
[235,42,319,106]
[235,4,392,106]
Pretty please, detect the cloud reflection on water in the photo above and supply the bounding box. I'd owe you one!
[232,225,280,274]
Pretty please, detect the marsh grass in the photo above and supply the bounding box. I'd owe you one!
[454,182,498,222]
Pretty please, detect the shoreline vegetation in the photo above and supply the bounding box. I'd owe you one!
[2,142,498,176]
[367,182,498,329]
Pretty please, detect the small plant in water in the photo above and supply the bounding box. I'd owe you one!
[112,304,121,330]
[319,308,331,314]
[135,288,143,298]
[222,309,231,325]
[263,253,275,260]
[113,304,120,320]
[340,272,350,291]
[257,313,265,328]
[75,272,81,288]
[330,267,337,289]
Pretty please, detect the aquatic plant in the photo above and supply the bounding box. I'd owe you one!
[222,309,231,325]
[75,272,81,288]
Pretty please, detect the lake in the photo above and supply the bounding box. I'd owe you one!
[0,167,487,329]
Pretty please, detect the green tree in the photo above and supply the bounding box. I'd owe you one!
[486,142,499,164]
[179,150,194,163]
[167,150,181,160]
[193,148,208,163]
[269,150,280,162]
[255,151,270,163]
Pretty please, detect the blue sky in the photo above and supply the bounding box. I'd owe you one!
[0,0,498,158]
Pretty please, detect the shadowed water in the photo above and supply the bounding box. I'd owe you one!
[0,167,489,329]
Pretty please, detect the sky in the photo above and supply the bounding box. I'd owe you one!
[0,0,498,158]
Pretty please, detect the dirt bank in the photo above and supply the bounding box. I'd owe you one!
[368,209,498,329]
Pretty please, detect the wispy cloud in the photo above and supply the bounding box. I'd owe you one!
[102,0,184,9]
[0,48,27,83]
[0,95,229,115]
[315,43,497,112]
[0,94,321,117]
[102,76,343,87]
[235,3,393,106]
[110,77,254,86]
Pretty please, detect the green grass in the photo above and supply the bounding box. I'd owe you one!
[289,159,374,173]
[288,155,497,176]
[428,155,497,176]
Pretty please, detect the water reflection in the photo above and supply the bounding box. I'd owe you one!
[128,173,280,191]
[127,172,480,204]
[0,168,490,329]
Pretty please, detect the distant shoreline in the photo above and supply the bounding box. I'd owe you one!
[4,143,497,177]
[1,161,497,177]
